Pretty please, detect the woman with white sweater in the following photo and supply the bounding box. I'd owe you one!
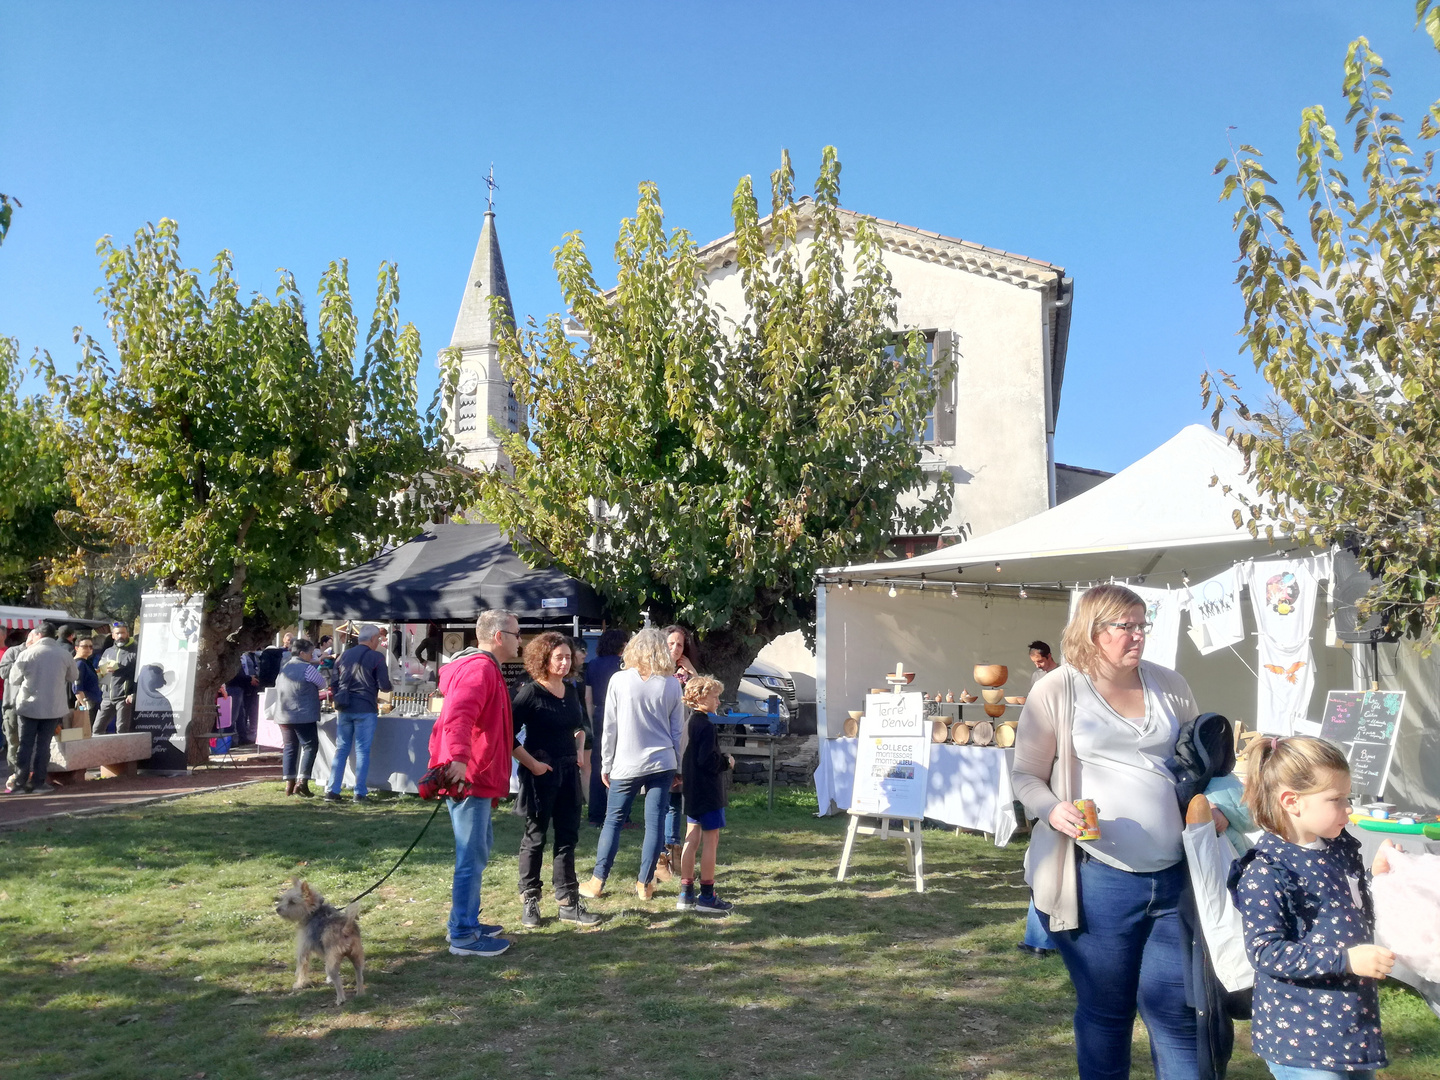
[580,628,684,901]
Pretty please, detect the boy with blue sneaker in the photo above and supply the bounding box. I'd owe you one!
[675,676,735,916]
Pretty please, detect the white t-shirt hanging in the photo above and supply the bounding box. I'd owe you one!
[1245,556,1328,734]
[1132,585,1182,669]
[1184,565,1246,656]
[1246,558,1320,650]
[1255,637,1315,735]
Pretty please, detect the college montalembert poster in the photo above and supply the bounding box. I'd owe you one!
[851,692,930,819]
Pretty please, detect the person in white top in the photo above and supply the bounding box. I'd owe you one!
[1011,585,1202,1080]
[580,629,683,902]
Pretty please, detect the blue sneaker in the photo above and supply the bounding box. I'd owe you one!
[695,891,733,917]
[448,934,510,957]
[448,924,503,945]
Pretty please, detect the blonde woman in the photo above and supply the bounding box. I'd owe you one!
[579,628,684,900]
[1012,584,1201,1080]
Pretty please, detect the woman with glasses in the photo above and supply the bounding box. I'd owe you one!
[1012,584,1202,1080]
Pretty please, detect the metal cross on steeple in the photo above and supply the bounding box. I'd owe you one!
[485,164,498,212]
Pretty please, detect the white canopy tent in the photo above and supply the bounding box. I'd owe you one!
[815,425,1437,814]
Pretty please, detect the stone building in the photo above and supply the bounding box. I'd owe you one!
[697,201,1103,549]
[444,201,1107,538]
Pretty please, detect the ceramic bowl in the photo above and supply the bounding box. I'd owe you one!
[981,687,1006,704]
[983,702,1007,718]
[1005,696,1026,705]
[973,664,1008,687]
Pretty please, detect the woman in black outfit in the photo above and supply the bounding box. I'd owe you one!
[511,632,601,928]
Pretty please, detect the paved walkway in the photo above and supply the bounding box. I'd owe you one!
[0,751,283,830]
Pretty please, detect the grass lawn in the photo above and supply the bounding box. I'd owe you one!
[0,782,1436,1080]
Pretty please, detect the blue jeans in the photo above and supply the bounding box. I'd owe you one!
[664,794,684,847]
[328,711,377,798]
[1264,1067,1373,1080]
[1049,856,1196,1080]
[1024,896,1057,950]
[592,770,673,883]
[446,795,494,944]
[280,722,319,781]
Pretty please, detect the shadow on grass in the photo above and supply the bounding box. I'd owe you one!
[0,784,1434,1080]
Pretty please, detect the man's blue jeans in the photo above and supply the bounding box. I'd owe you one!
[1049,856,1197,1080]
[328,711,378,798]
[446,795,494,944]
[592,770,673,884]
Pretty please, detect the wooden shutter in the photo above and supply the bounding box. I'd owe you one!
[933,330,956,446]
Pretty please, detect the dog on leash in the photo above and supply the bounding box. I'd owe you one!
[274,878,365,1005]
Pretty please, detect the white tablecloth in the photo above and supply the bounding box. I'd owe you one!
[815,737,1019,846]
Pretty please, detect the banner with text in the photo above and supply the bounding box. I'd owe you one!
[134,592,204,770]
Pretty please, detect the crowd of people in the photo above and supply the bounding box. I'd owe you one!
[2,592,1405,1080]
[420,612,736,958]
[0,619,139,794]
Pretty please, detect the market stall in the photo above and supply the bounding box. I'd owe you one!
[814,425,1435,832]
[278,523,606,791]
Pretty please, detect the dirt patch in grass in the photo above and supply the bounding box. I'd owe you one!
[0,784,1434,1079]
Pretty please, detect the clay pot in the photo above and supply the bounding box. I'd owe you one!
[949,722,971,745]
[983,702,1007,718]
[973,664,1008,687]
[981,687,1006,704]
[843,717,860,738]
[970,721,995,746]
[931,720,950,743]
[995,723,1017,748]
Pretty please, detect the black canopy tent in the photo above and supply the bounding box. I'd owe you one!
[299,523,605,624]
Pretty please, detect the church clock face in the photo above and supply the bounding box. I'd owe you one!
[457,369,480,395]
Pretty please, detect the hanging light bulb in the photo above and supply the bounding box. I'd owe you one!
[995,563,1002,573]
[950,583,958,598]
[888,584,897,598]
[1018,586,1028,599]
[919,576,926,592]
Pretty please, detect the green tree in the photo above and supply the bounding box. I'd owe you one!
[473,148,953,689]
[42,219,461,757]
[1206,16,1440,648]
[0,335,74,604]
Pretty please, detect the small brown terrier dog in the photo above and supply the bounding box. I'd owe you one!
[274,878,365,1005]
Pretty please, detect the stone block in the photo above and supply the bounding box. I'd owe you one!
[48,732,152,773]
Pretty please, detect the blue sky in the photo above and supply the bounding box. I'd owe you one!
[2,2,1436,474]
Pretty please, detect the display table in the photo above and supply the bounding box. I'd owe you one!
[815,736,1019,846]
[313,714,436,795]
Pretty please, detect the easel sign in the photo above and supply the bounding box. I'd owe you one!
[850,692,930,818]
[837,691,931,892]
[1318,690,1405,799]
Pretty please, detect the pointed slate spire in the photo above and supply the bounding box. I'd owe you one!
[450,210,514,351]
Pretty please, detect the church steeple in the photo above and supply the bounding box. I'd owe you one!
[448,198,518,472]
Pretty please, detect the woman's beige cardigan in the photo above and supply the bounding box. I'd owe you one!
[1011,661,1200,933]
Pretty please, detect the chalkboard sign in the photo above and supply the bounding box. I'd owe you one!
[1318,690,1405,798]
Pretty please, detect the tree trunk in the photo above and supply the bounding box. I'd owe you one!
[185,594,272,766]
[693,626,766,705]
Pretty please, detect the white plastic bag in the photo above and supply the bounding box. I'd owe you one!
[1372,847,1440,984]
[1183,821,1254,992]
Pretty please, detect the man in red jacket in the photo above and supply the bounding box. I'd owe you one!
[429,608,520,957]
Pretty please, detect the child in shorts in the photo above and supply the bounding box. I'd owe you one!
[676,675,734,915]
